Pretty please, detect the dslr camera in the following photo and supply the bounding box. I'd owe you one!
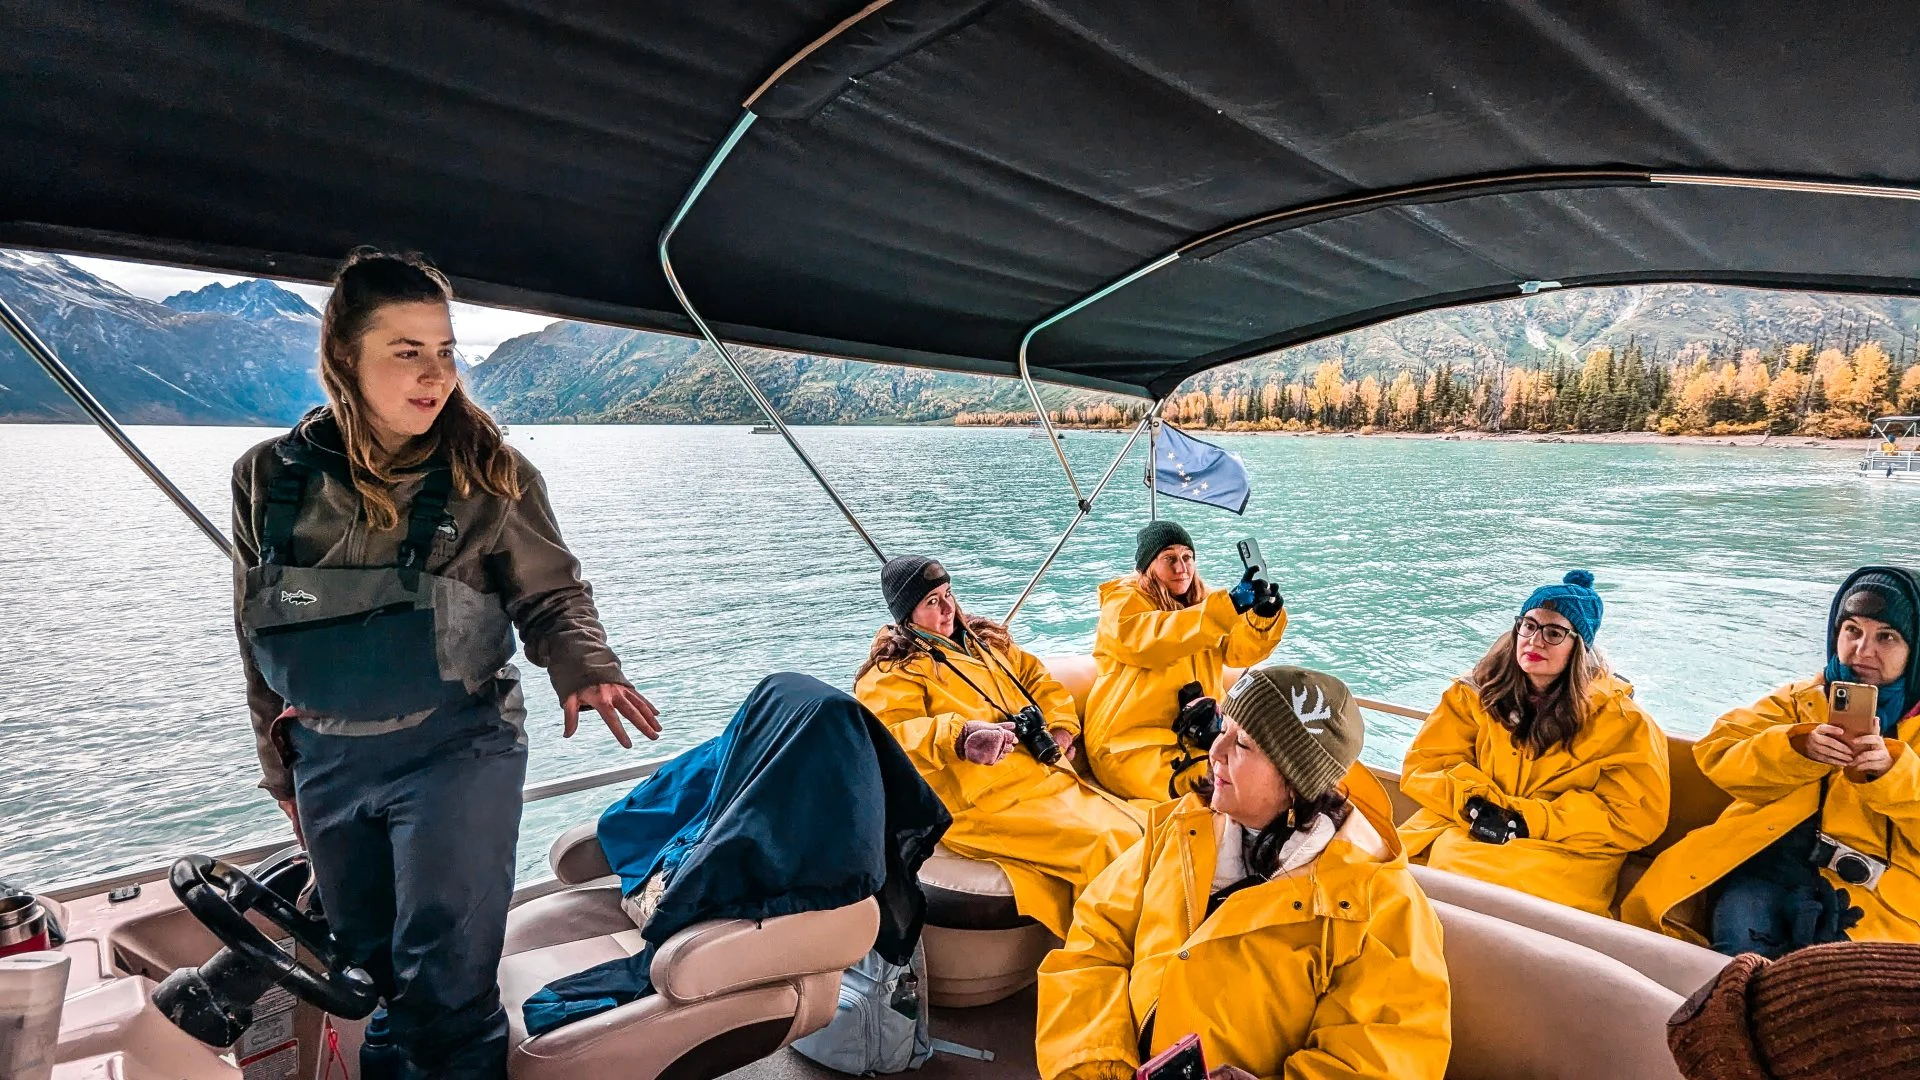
[1813,832,1888,890]
[1171,681,1222,751]
[1011,705,1062,765]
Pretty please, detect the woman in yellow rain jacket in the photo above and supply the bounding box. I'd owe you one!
[1399,570,1670,917]
[1037,665,1449,1080]
[1624,567,1920,956]
[854,555,1146,938]
[1085,521,1286,802]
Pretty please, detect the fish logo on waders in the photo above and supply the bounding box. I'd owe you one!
[280,589,318,607]
[434,515,458,556]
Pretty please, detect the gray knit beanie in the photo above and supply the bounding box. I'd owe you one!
[881,555,950,626]
[1219,665,1365,801]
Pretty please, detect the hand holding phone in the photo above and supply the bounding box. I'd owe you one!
[1236,538,1268,583]
[1138,1035,1206,1080]
[1829,680,1880,740]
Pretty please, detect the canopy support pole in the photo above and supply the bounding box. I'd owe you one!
[1017,254,1179,511]
[0,291,232,557]
[1004,399,1161,625]
[657,110,885,563]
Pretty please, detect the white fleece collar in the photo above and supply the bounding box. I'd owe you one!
[1211,810,1340,891]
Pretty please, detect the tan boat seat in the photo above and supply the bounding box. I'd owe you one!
[1435,899,1688,1080]
[917,845,1056,1008]
[500,825,879,1080]
[1412,865,1727,996]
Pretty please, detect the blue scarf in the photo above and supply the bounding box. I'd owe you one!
[1825,656,1909,736]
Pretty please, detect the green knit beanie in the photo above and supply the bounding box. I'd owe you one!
[1135,520,1195,573]
[1219,666,1366,802]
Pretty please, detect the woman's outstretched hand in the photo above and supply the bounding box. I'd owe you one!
[563,683,662,748]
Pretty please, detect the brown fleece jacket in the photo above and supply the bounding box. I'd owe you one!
[231,414,627,798]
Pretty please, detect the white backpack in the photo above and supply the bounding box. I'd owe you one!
[792,944,934,1074]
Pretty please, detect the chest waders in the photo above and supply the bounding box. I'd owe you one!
[242,464,526,1080]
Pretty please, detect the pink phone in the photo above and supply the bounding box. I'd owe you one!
[1137,1035,1207,1080]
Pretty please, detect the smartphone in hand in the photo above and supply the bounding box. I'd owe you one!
[1137,1035,1206,1080]
[1829,680,1880,739]
[1237,538,1267,581]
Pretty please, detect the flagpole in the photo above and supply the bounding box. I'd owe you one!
[1147,411,1159,521]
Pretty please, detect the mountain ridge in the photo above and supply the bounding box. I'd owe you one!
[5,250,1917,427]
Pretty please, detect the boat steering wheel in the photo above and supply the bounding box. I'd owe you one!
[168,852,379,1019]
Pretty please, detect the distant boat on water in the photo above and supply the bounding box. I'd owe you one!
[1026,419,1065,441]
[1860,416,1920,482]
[751,424,779,434]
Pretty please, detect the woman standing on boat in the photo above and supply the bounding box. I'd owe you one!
[1036,666,1450,1080]
[1624,567,1920,956]
[1397,571,1670,917]
[1083,522,1286,802]
[232,250,659,1079]
[854,555,1146,939]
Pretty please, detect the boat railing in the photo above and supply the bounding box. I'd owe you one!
[1861,449,1918,473]
[45,696,1436,905]
[41,754,675,904]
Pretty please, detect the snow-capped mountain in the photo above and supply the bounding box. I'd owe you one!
[163,279,320,324]
[0,250,324,424]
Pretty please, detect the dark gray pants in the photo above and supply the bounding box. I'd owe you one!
[291,699,527,1080]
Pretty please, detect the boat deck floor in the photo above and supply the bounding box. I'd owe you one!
[723,985,1037,1080]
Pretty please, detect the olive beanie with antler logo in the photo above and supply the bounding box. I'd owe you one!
[1219,665,1365,801]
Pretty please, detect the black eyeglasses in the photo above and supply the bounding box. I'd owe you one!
[1515,616,1574,647]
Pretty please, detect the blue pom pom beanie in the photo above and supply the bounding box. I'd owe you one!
[1520,570,1604,647]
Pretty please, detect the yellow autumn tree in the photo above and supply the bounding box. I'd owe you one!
[1307,359,1348,422]
[1816,348,1853,408]
[1766,368,1808,429]
[1735,352,1771,414]
[1355,375,1383,427]
[1900,364,1920,414]
[1388,371,1418,428]
[1846,343,1892,416]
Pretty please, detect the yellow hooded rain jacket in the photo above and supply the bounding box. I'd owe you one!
[1035,768,1450,1080]
[1398,676,1671,917]
[854,627,1147,938]
[1085,579,1287,803]
[1621,678,1920,944]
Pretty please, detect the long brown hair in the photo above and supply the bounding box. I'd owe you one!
[315,247,519,531]
[1130,568,1208,611]
[856,609,1014,683]
[1468,602,1609,756]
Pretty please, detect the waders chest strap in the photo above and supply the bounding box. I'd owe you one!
[258,464,453,573]
[259,466,310,566]
[396,467,454,572]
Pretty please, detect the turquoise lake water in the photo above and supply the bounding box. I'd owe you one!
[1,423,1912,886]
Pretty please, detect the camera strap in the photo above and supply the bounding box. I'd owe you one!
[1813,774,1897,864]
[923,640,1030,722]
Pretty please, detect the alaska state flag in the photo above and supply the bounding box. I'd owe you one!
[1153,423,1251,514]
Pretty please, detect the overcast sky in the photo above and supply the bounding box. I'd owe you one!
[67,256,558,360]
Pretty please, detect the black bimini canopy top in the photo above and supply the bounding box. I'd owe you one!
[5,1,1920,400]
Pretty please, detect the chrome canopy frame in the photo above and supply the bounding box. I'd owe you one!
[657,110,886,564]
[0,290,232,557]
